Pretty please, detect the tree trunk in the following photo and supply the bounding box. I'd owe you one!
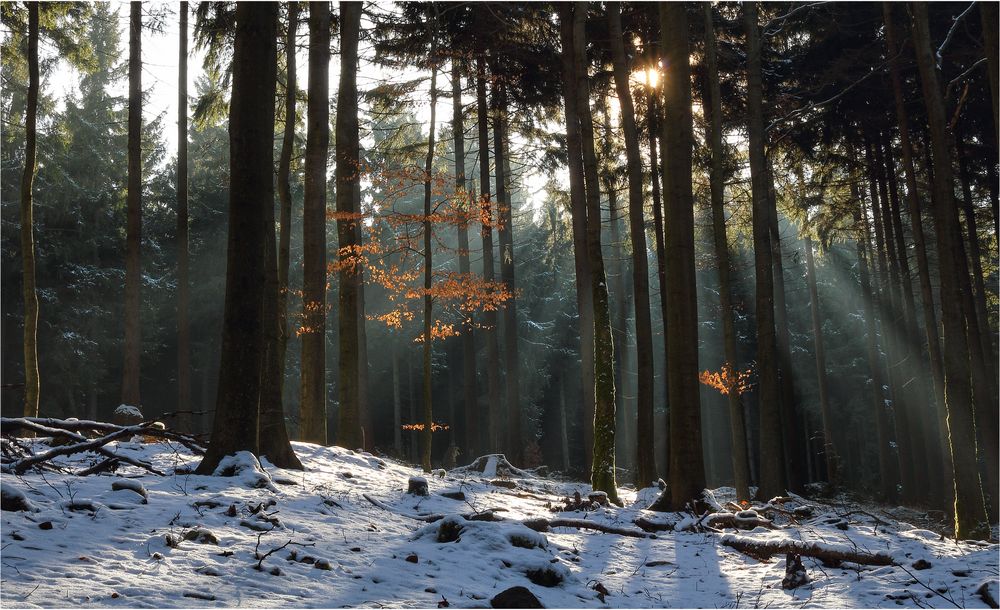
[804,234,836,485]
[491,72,521,465]
[645,90,665,489]
[558,5,595,478]
[422,56,439,473]
[476,55,502,456]
[451,60,478,460]
[911,1,990,540]
[336,0,363,450]
[196,2,278,473]
[122,1,143,408]
[300,1,330,445]
[768,175,806,493]
[982,1,999,132]
[609,2,655,489]
[559,376,570,473]
[572,5,619,504]
[882,2,952,508]
[744,1,784,501]
[20,3,40,419]
[662,2,705,509]
[702,3,750,502]
[277,1,297,410]
[392,344,402,455]
[175,2,191,433]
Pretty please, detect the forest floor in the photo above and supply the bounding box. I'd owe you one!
[1,434,997,609]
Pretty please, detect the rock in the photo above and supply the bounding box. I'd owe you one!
[213,452,276,490]
[491,586,544,608]
[182,528,219,545]
[38,521,53,530]
[490,479,517,489]
[407,476,429,496]
[1,483,38,513]
[911,559,932,570]
[976,579,998,608]
[314,559,332,570]
[406,553,419,563]
[440,490,466,501]
[525,567,563,587]
[587,491,609,506]
[113,404,144,427]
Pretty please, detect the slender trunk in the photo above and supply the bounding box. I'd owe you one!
[559,376,570,473]
[982,1,999,132]
[703,3,749,501]
[609,2,655,488]
[572,5,619,504]
[452,60,478,460]
[476,55,502,455]
[491,72,521,465]
[745,2,784,500]
[196,2,278,473]
[912,2,989,540]
[21,3,39,419]
[300,1,330,445]
[804,235,836,484]
[768,177,805,493]
[558,4,595,477]
[277,2,297,401]
[356,205,370,451]
[336,0,362,450]
[662,2,705,508]
[392,345,402,455]
[955,129,994,359]
[122,1,143,408]
[175,2,191,432]
[422,58,439,473]
[883,2,952,506]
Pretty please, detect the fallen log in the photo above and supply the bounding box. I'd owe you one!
[4,427,164,476]
[720,533,895,566]
[523,517,652,538]
[2,417,206,455]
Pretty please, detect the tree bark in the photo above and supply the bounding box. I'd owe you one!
[276,1,297,413]
[882,2,952,507]
[911,1,990,540]
[982,1,999,132]
[21,3,40,419]
[491,71,521,465]
[196,2,278,473]
[422,34,439,472]
[608,3,652,485]
[703,3,750,502]
[804,235,836,485]
[558,4,595,478]
[646,91,666,488]
[122,1,143,408]
[476,55,502,456]
[336,0,363,450]
[175,2,191,433]
[572,4,619,504]
[662,2,705,509]
[744,1,784,500]
[300,1,330,445]
[451,60,478,460]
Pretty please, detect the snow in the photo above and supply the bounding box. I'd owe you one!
[113,405,143,419]
[1,438,997,608]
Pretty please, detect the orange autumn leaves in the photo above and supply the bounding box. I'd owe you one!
[401,422,450,432]
[699,362,756,397]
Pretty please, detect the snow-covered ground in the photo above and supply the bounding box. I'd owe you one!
[1,437,997,608]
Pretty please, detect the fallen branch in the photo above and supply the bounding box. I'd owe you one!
[3,427,164,476]
[720,533,894,566]
[523,517,653,539]
[2,417,206,455]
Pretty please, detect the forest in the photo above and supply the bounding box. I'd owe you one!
[1,2,998,608]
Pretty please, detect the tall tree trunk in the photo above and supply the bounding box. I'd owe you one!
[609,2,655,489]
[744,1,784,500]
[911,1,990,540]
[277,1,297,407]
[804,234,836,484]
[646,92,667,486]
[558,5,595,477]
[392,344,402,455]
[176,2,191,432]
[452,60,478,460]
[422,48,439,473]
[854,186,897,502]
[476,55,502,455]
[662,2,705,509]
[882,2,952,507]
[122,1,143,408]
[982,2,999,132]
[491,72,521,465]
[20,3,39,419]
[571,5,619,504]
[196,2,278,473]
[702,3,750,502]
[768,177,806,493]
[300,1,330,445]
[336,0,363,450]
